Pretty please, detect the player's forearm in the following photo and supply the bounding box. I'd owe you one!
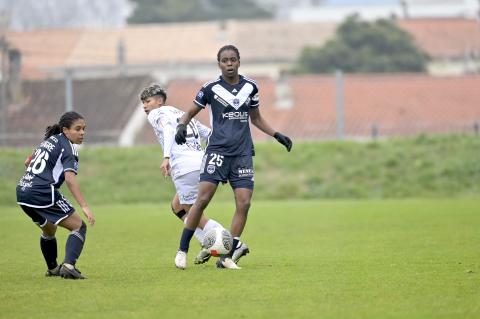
[163,128,175,158]
[179,104,201,125]
[65,172,89,209]
[251,116,276,137]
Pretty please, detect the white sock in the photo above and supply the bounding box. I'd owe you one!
[193,228,205,243]
[203,219,224,233]
[184,216,206,244]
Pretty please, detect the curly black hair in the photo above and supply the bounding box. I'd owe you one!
[217,45,240,62]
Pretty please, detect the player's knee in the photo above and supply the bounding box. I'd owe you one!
[71,221,87,242]
[196,195,211,209]
[237,198,251,213]
[42,222,57,236]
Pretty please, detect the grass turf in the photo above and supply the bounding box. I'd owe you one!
[0,199,479,319]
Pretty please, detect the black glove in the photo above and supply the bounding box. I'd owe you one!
[175,124,187,145]
[274,132,292,152]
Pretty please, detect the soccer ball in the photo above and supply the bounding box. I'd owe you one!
[202,228,233,257]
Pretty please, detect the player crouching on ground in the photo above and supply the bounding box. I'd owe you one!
[16,111,95,279]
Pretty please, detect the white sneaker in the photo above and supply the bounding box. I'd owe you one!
[175,251,187,269]
[216,257,241,270]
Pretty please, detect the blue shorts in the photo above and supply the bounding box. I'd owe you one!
[19,192,75,227]
[199,152,254,190]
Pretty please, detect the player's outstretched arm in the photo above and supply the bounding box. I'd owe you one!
[175,103,202,144]
[65,171,95,226]
[250,108,293,152]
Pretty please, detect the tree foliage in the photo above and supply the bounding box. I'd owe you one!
[128,0,272,24]
[295,15,429,74]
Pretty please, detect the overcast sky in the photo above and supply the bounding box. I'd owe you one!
[326,0,397,4]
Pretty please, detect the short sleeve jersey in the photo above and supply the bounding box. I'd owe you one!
[147,105,211,179]
[16,133,79,207]
[194,75,259,156]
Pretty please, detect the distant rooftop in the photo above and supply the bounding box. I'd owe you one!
[4,17,479,80]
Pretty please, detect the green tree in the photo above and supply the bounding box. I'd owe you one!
[295,15,429,74]
[128,0,272,24]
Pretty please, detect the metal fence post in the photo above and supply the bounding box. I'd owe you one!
[371,123,379,140]
[335,69,345,140]
[65,68,73,112]
[0,37,7,146]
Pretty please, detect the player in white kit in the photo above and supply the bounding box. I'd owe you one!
[140,84,249,264]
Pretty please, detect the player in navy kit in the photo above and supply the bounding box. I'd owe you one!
[16,111,95,279]
[140,84,249,265]
[174,45,292,269]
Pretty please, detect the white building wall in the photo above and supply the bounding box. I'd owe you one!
[285,0,480,22]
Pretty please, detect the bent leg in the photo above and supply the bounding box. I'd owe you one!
[179,181,218,252]
[40,222,59,271]
[231,187,253,237]
[185,181,218,230]
[59,212,86,266]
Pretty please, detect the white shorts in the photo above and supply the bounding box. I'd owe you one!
[173,170,200,205]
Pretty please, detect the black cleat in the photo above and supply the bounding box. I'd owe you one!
[60,263,86,279]
[45,265,61,277]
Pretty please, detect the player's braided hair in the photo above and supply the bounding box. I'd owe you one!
[140,84,167,102]
[217,45,240,62]
[44,111,84,140]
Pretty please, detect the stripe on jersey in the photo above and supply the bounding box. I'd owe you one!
[202,78,221,88]
[69,141,78,157]
[52,150,64,183]
[242,76,258,85]
[211,83,254,110]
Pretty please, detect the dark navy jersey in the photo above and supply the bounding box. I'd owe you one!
[194,75,259,156]
[16,133,78,208]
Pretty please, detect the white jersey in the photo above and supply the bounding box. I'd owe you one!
[147,105,211,179]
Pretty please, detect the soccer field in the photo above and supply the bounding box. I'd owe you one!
[1,199,479,319]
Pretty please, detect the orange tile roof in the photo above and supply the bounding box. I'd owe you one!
[6,29,85,79]
[397,18,480,59]
[6,19,479,79]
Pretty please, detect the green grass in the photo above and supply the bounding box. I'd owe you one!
[1,199,479,319]
[1,134,479,206]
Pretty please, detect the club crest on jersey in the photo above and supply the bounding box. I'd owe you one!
[233,98,240,107]
[207,165,216,174]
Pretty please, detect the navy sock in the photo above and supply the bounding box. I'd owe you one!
[40,234,58,269]
[229,237,240,258]
[179,228,195,252]
[64,222,87,265]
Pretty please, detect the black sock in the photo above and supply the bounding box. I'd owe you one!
[229,237,240,258]
[179,228,195,252]
[64,222,86,265]
[40,234,58,270]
